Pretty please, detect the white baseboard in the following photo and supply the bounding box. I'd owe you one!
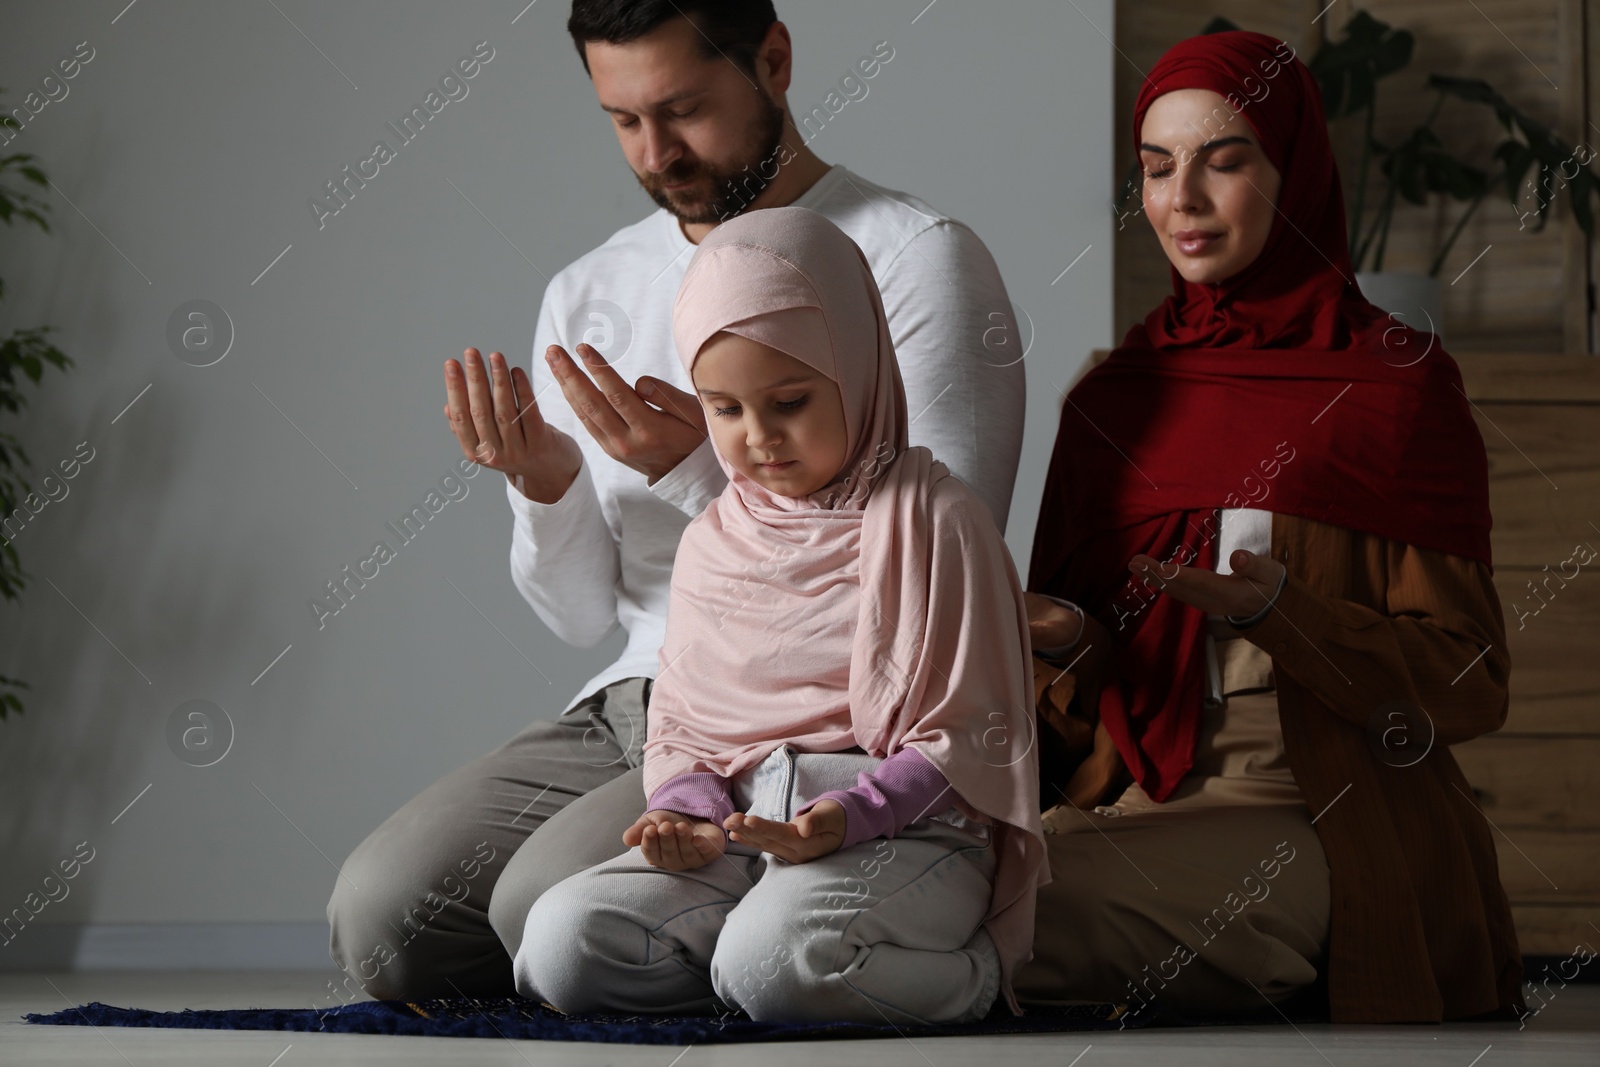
[0,923,332,970]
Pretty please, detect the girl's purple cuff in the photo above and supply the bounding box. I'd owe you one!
[795,746,954,851]
[647,772,736,829]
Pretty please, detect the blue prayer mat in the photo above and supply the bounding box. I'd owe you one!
[25,996,1142,1043]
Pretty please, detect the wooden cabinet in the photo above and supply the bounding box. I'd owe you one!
[1452,352,1600,953]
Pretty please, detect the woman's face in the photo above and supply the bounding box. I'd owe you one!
[1139,88,1282,285]
[692,331,848,498]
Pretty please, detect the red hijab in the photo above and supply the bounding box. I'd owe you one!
[1027,30,1493,801]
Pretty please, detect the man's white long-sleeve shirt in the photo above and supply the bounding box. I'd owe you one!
[507,165,1026,713]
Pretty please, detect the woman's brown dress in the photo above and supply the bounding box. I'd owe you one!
[1016,512,1523,1024]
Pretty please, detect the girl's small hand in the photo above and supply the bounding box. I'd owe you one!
[623,809,727,871]
[724,800,846,864]
[1128,549,1287,620]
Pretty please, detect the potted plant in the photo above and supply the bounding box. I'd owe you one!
[1303,10,1599,339]
[0,86,74,719]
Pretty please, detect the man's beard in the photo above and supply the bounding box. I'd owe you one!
[635,91,788,225]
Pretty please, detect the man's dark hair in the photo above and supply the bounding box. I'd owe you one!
[568,1,778,78]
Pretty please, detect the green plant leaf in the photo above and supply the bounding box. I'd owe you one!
[1309,9,1412,120]
[1427,74,1499,107]
[1494,140,1535,202]
[1344,10,1393,46]
[1372,29,1415,77]
[0,89,68,709]
[1347,69,1377,114]
[1439,157,1488,200]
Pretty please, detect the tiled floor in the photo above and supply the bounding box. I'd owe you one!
[2,970,1595,1065]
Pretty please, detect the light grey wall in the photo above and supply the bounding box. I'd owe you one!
[0,0,1112,964]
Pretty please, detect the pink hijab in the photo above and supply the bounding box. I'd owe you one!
[648,205,1048,1015]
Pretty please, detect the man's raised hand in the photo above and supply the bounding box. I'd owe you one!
[544,342,707,485]
[443,347,581,504]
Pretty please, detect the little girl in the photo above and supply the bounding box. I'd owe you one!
[513,206,1048,1025]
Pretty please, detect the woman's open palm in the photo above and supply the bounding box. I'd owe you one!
[1129,549,1287,619]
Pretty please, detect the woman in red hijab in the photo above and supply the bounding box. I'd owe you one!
[1015,31,1524,1025]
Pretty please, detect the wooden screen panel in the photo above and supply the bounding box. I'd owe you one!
[1453,349,1598,958]
[1489,829,1600,902]
[1511,904,1600,955]
[1473,403,1600,567]
[1459,352,1600,734]
[1452,738,1600,830]
[1492,571,1600,735]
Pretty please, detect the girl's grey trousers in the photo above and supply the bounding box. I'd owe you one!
[511,741,1002,1025]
